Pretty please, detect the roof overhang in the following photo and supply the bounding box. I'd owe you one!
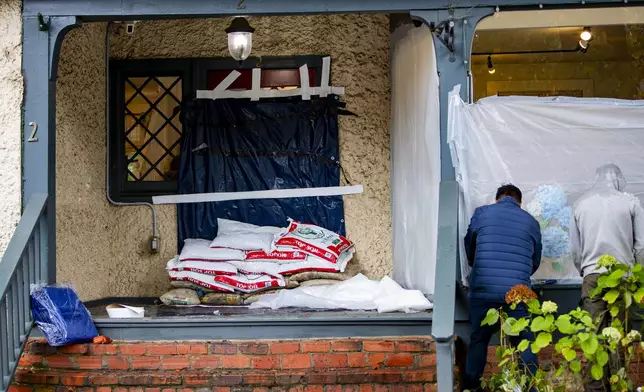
[23,0,644,21]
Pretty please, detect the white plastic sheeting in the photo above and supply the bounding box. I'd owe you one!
[390,25,441,296]
[448,88,644,285]
[249,274,433,313]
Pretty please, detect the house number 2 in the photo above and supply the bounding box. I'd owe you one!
[28,122,38,142]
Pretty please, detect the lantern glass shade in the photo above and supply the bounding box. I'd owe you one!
[228,32,253,61]
[225,17,255,62]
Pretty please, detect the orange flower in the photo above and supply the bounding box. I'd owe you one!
[505,285,538,305]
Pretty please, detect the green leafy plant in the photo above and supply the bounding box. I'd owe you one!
[477,255,644,392]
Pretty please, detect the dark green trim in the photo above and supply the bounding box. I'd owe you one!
[24,0,644,21]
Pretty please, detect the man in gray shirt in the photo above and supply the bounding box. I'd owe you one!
[570,163,644,392]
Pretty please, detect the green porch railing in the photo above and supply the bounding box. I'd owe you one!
[0,194,48,392]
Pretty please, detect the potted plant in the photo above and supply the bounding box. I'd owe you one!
[476,255,644,392]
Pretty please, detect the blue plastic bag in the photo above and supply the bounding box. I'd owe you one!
[30,285,98,346]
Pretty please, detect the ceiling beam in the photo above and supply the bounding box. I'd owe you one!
[23,0,644,20]
[478,6,644,29]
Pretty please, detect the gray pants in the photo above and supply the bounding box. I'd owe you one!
[581,274,624,392]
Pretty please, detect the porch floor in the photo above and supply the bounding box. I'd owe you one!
[85,297,407,319]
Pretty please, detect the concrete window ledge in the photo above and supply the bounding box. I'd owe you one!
[29,297,434,341]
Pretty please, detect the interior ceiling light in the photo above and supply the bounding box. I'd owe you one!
[487,55,496,74]
[580,27,592,42]
[578,27,593,53]
[226,17,255,62]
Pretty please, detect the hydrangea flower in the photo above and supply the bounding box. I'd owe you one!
[602,327,622,342]
[541,301,558,314]
[534,185,568,221]
[627,330,641,341]
[542,226,569,258]
[553,206,571,229]
[505,285,538,305]
[597,255,618,269]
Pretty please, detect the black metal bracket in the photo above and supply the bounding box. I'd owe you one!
[472,46,584,56]
[37,13,49,31]
[430,19,456,53]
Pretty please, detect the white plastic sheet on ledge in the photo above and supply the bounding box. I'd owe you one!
[250,274,433,313]
[448,88,644,286]
[389,24,440,296]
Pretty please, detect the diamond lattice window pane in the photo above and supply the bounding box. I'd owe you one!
[125,76,182,182]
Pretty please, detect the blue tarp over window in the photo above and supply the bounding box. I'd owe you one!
[177,96,345,249]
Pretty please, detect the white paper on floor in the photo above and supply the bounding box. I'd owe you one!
[249,274,433,313]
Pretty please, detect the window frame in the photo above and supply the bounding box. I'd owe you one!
[108,56,325,203]
[109,58,192,202]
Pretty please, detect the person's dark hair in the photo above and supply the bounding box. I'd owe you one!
[496,184,522,203]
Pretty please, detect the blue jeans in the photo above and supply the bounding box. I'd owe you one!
[464,299,539,391]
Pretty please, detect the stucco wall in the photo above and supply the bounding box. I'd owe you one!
[0,0,23,257]
[56,15,392,300]
[56,22,178,300]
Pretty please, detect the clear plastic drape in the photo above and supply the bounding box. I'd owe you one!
[390,25,441,296]
[448,89,644,285]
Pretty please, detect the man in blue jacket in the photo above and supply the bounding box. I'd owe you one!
[463,184,542,391]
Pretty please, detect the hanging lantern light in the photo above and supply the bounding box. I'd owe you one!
[226,17,255,62]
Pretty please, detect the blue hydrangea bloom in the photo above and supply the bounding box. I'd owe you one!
[542,226,569,258]
[534,185,568,221]
[553,206,571,229]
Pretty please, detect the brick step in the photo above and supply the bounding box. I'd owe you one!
[15,369,434,386]
[13,338,438,392]
[9,386,436,392]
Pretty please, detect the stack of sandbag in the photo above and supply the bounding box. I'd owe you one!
[164,218,356,304]
[227,219,355,278]
[167,239,286,294]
